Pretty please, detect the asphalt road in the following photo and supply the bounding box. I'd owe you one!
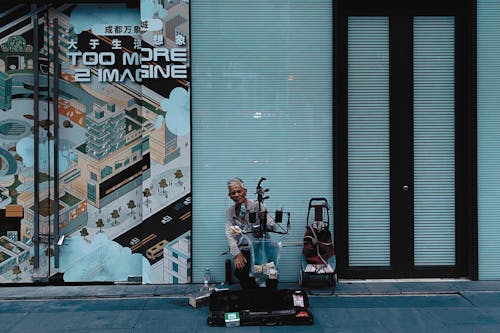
[113,193,191,265]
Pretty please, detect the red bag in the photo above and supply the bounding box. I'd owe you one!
[302,224,334,265]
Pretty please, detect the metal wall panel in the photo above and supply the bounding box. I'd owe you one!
[347,16,391,267]
[191,0,333,283]
[477,0,500,280]
[413,16,456,266]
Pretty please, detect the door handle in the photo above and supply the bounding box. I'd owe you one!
[402,185,409,192]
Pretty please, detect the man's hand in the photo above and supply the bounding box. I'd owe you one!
[230,225,241,235]
[234,253,247,270]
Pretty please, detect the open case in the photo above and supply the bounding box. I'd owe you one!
[207,288,314,327]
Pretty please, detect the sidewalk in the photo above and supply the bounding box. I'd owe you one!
[1,280,500,332]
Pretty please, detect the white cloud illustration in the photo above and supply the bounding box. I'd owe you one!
[160,87,190,136]
[60,232,149,282]
[16,136,70,173]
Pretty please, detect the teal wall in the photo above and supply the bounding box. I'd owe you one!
[191,0,334,283]
[477,0,500,280]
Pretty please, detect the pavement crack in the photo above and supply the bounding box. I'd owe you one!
[457,291,475,305]
[131,297,150,330]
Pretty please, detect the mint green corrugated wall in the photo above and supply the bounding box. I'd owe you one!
[190,0,333,283]
[477,0,500,280]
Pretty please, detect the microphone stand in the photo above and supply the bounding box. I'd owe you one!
[242,177,290,236]
[256,177,269,236]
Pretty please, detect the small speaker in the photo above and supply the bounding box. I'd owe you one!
[249,212,257,224]
[275,210,283,223]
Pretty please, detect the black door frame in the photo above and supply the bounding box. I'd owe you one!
[333,0,478,279]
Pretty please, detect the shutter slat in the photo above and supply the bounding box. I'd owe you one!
[348,16,391,267]
[413,16,456,266]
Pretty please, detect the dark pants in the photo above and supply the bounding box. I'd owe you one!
[234,250,259,289]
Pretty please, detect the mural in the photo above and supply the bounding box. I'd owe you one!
[0,1,191,284]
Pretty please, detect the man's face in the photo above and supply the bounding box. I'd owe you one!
[228,183,247,204]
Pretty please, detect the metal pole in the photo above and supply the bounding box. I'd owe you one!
[44,8,51,278]
[53,18,60,269]
[32,3,40,270]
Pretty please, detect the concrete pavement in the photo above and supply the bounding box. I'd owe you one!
[1,280,500,332]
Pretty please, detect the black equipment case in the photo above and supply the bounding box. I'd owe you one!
[207,288,314,326]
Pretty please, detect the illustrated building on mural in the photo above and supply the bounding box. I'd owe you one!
[140,91,181,165]
[71,99,152,208]
[163,1,190,61]
[0,72,12,110]
[163,231,191,284]
[18,188,88,246]
[42,8,77,63]
[86,102,126,160]
[0,236,30,275]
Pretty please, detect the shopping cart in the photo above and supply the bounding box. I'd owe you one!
[299,198,337,295]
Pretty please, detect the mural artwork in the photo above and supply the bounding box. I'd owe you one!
[0,0,191,284]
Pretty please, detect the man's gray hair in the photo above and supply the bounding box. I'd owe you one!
[227,177,246,189]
